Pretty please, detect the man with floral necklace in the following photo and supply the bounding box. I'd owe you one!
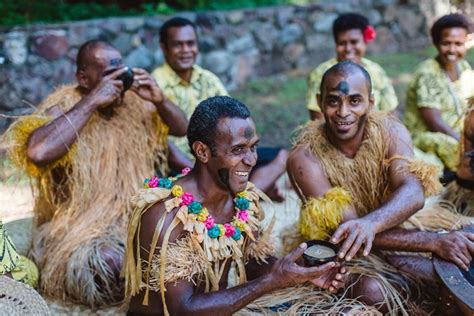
[123,96,363,315]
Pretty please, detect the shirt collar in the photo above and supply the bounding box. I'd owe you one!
[163,62,203,87]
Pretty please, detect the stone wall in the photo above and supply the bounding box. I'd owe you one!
[0,0,456,132]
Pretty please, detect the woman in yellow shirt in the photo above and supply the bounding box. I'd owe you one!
[404,14,474,171]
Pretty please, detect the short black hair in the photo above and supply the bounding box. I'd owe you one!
[187,96,251,157]
[160,16,197,45]
[431,13,471,46]
[76,40,115,71]
[332,13,370,42]
[320,60,372,96]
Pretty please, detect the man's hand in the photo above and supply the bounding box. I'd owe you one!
[88,67,126,109]
[267,243,337,288]
[432,231,474,271]
[310,266,350,294]
[131,68,165,105]
[331,218,375,261]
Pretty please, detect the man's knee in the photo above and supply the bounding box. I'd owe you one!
[100,245,123,278]
[350,275,385,307]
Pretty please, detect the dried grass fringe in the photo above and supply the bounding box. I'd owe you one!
[7,85,168,307]
[294,112,392,217]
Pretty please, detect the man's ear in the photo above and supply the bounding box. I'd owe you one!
[316,93,322,108]
[76,70,89,90]
[193,141,211,163]
[369,93,375,110]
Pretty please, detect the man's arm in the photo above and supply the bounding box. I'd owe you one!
[27,68,127,167]
[419,107,460,140]
[373,228,474,271]
[135,200,338,316]
[331,120,425,260]
[167,141,193,172]
[131,68,188,136]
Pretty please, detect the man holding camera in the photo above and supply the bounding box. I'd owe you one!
[7,40,187,307]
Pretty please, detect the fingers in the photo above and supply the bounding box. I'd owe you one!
[363,235,373,256]
[463,232,474,242]
[286,243,307,262]
[337,230,357,260]
[304,261,337,278]
[451,254,469,271]
[345,236,365,261]
[331,225,348,245]
[103,67,127,81]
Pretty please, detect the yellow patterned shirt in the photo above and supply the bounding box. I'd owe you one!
[306,57,398,113]
[152,63,228,155]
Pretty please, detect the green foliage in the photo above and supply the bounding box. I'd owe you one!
[0,0,291,26]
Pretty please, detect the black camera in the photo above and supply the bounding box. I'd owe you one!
[117,67,134,91]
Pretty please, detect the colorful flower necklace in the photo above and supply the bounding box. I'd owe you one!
[143,167,251,241]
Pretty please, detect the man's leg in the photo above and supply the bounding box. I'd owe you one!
[250,148,288,202]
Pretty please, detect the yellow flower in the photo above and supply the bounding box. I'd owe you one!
[171,185,184,197]
[233,219,246,230]
[196,208,209,222]
[217,224,225,237]
[236,191,249,199]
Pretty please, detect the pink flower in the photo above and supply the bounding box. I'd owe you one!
[237,210,249,222]
[363,25,376,43]
[180,192,194,206]
[224,223,236,237]
[204,216,215,229]
[148,176,159,188]
[181,167,192,175]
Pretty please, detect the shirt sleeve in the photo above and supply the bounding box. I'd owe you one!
[376,68,398,112]
[306,69,322,112]
[414,72,444,110]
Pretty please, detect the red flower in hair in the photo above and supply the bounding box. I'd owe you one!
[363,25,376,43]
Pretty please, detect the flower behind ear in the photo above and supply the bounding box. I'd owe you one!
[363,25,377,43]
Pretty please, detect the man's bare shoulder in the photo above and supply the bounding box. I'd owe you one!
[383,115,413,154]
[288,146,325,179]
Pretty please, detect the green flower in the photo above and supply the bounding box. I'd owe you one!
[158,178,172,189]
[235,197,250,210]
[232,227,242,241]
[208,225,220,239]
[188,201,203,214]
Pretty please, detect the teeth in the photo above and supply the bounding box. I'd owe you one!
[236,171,248,176]
[335,121,353,126]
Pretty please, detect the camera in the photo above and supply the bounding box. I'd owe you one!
[117,67,134,91]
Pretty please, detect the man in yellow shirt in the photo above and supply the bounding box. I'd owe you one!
[153,17,288,201]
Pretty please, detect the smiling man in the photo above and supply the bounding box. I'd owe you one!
[7,40,188,307]
[306,13,397,121]
[152,17,288,202]
[123,96,361,315]
[287,61,474,314]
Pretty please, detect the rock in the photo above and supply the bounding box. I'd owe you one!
[256,7,275,21]
[68,23,88,47]
[367,9,382,25]
[253,22,278,51]
[3,31,28,65]
[153,48,164,67]
[368,26,399,53]
[131,34,142,48]
[276,6,295,28]
[283,43,305,65]
[383,5,397,23]
[313,13,337,33]
[51,58,75,84]
[101,18,123,36]
[199,35,218,53]
[125,45,154,70]
[196,12,222,30]
[112,33,133,55]
[397,8,423,38]
[233,48,259,86]
[124,17,144,32]
[306,33,334,51]
[227,34,255,53]
[33,30,69,61]
[227,10,244,24]
[280,23,303,45]
[202,50,233,74]
[145,17,163,30]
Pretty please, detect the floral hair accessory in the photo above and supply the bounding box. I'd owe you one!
[363,25,376,43]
